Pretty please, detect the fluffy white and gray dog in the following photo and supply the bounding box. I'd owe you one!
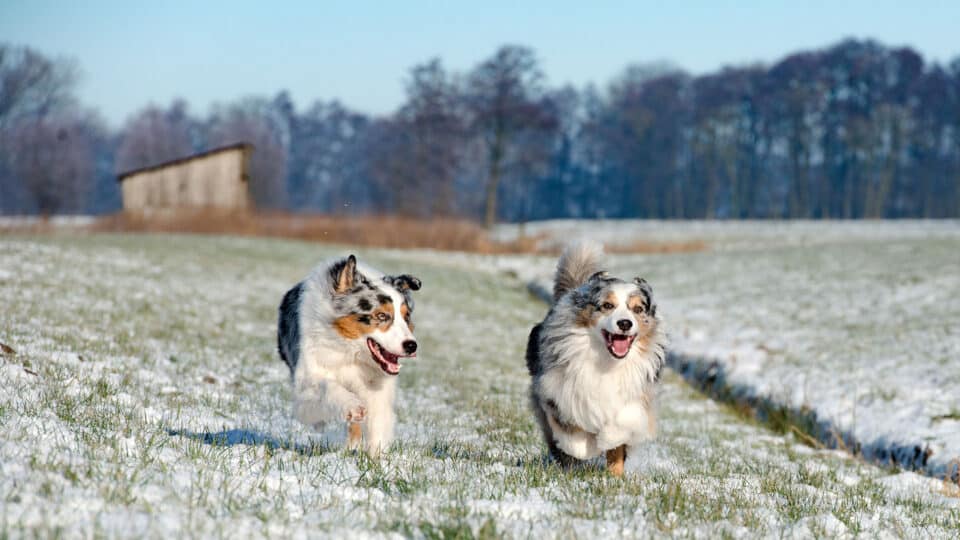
[526,243,666,476]
[277,255,421,455]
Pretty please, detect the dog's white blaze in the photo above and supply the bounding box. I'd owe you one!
[599,282,640,337]
[370,283,414,358]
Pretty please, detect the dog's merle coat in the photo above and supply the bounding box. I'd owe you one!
[526,243,666,474]
[277,282,303,373]
[276,255,422,455]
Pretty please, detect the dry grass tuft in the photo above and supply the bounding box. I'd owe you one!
[92,211,546,253]
[5,211,709,254]
[605,238,708,255]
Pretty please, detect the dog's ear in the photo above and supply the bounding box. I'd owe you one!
[330,255,357,294]
[391,274,422,293]
[634,276,655,314]
[385,274,422,311]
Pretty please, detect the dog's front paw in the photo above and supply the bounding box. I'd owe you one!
[345,404,367,423]
[555,430,599,460]
[596,425,630,451]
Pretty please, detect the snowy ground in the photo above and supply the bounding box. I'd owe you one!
[493,219,960,253]
[2,232,959,538]
[495,220,960,482]
[0,215,97,229]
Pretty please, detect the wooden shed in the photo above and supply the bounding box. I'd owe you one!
[117,143,253,213]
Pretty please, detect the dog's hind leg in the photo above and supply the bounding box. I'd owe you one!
[546,430,578,469]
[606,444,627,477]
[530,392,578,468]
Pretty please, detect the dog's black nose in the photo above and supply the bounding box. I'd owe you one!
[616,319,633,331]
[402,340,418,354]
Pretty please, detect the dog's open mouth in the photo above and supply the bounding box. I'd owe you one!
[602,330,635,359]
[366,338,413,375]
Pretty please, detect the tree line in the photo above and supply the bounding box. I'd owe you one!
[2,39,959,221]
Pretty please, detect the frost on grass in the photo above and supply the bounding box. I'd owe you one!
[1,233,958,538]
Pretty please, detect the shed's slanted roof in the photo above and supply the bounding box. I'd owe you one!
[116,142,253,182]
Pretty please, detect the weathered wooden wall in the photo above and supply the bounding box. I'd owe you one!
[120,146,251,212]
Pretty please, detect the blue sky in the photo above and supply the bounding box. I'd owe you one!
[2,0,956,128]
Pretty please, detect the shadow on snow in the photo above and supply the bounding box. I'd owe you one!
[167,428,333,456]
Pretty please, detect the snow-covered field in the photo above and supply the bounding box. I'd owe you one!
[498,220,960,482]
[2,231,959,538]
[0,215,97,229]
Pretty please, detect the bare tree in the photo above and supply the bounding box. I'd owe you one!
[399,59,468,216]
[0,44,96,215]
[0,44,77,127]
[288,100,370,212]
[206,98,289,209]
[5,110,105,215]
[115,100,195,173]
[366,60,469,217]
[466,46,557,227]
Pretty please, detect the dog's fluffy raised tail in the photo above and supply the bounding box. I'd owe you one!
[553,242,605,302]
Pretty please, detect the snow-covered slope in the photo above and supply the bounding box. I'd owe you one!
[1,232,958,537]
[506,220,960,481]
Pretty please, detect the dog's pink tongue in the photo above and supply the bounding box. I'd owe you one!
[611,336,631,357]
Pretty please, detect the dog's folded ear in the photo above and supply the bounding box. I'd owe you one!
[634,276,656,314]
[387,274,422,292]
[330,255,358,293]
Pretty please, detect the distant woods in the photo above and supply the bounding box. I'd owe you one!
[2,40,960,219]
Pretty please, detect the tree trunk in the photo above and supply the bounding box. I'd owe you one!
[483,126,505,229]
[483,160,501,228]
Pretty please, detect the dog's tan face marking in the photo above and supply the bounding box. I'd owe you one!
[600,292,618,311]
[626,292,658,344]
[333,315,366,339]
[400,303,412,331]
[333,299,395,339]
[576,291,618,327]
[372,300,394,331]
[575,303,598,327]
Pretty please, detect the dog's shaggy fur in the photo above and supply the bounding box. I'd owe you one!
[526,243,666,476]
[277,255,421,455]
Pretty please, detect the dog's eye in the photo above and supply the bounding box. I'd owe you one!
[632,305,644,314]
[376,312,392,323]
[601,302,615,311]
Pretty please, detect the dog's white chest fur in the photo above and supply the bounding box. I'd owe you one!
[537,335,657,457]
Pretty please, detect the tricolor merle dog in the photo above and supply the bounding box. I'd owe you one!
[277,255,421,455]
[526,243,666,476]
